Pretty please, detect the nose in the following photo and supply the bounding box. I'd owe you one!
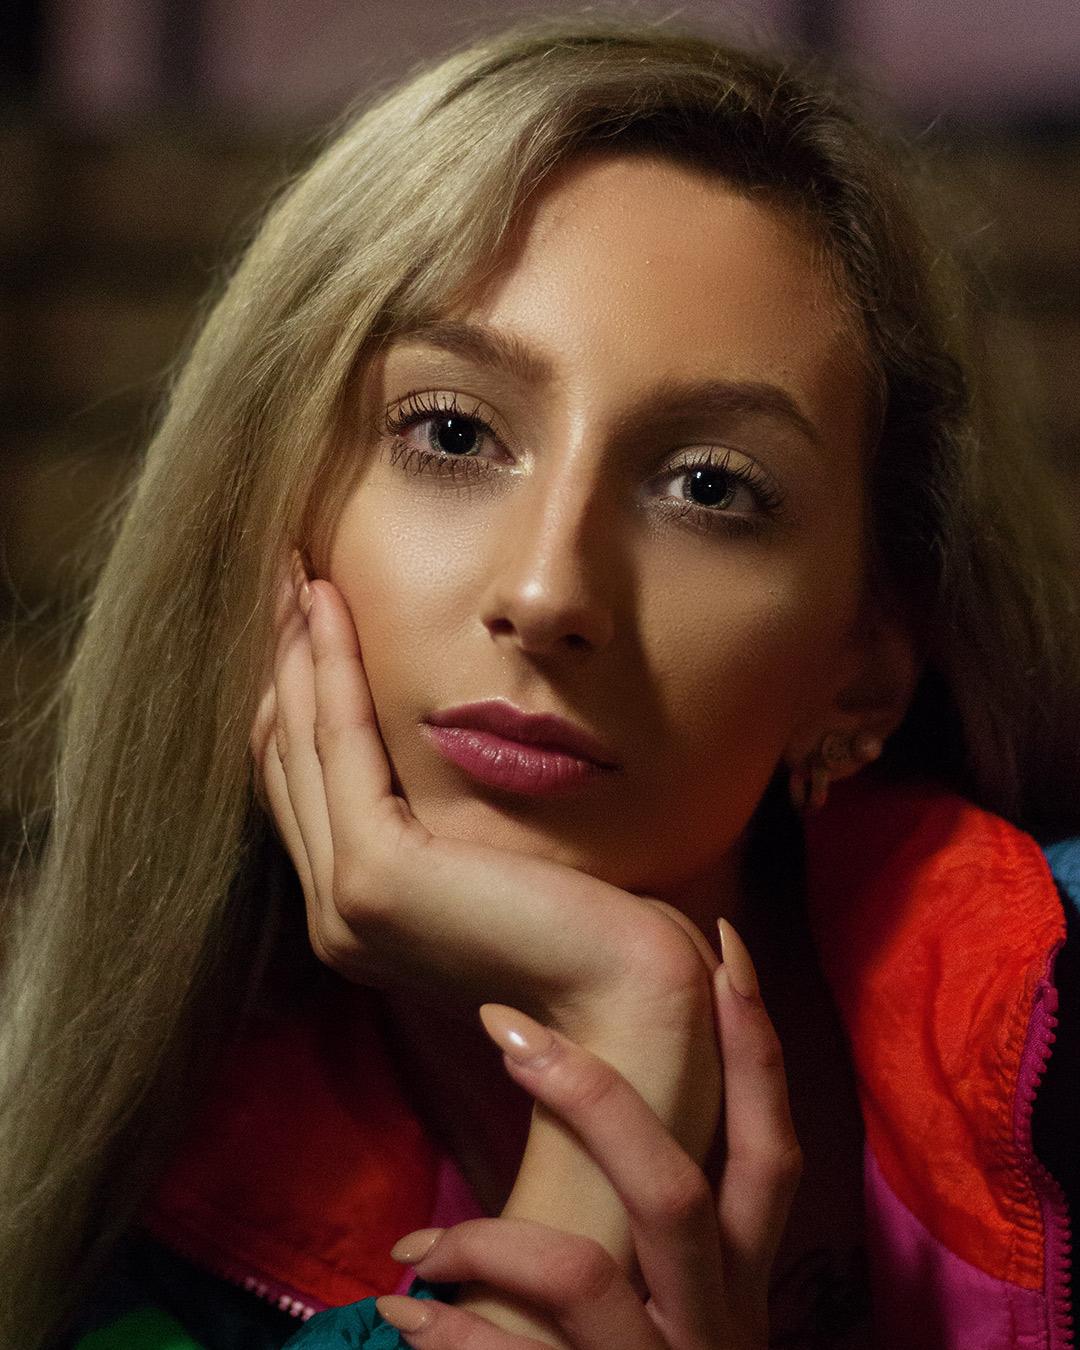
[478,466,618,658]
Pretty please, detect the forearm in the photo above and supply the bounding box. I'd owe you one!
[454,1009,723,1346]
[454,1101,640,1346]
[378,933,800,1350]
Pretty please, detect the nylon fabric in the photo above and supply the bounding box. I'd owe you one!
[802,774,1065,1288]
[139,979,442,1308]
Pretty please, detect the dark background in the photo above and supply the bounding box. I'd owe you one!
[2,0,1078,861]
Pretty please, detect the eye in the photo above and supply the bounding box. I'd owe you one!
[382,392,788,538]
[384,391,506,477]
[665,453,757,512]
[656,447,787,538]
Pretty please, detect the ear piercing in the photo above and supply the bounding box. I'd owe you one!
[788,732,884,815]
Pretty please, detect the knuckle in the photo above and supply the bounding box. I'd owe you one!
[309,929,356,979]
[549,1237,619,1307]
[305,915,334,969]
[332,812,432,927]
[642,918,709,991]
[304,906,354,978]
[331,850,389,925]
[618,916,712,1017]
[555,1055,621,1116]
[758,1138,805,1193]
[648,1158,713,1224]
[329,864,412,982]
[438,1312,489,1350]
[755,1041,787,1077]
[752,1023,789,1075]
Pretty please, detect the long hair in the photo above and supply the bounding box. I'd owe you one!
[3,14,1078,1347]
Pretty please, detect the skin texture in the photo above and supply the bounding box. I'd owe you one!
[329,151,902,943]
[373,981,802,1350]
[263,566,864,1346]
[262,150,919,1345]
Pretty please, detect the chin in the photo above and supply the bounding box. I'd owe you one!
[388,755,648,878]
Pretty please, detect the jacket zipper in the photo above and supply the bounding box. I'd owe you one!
[1014,941,1074,1350]
[138,1223,322,1322]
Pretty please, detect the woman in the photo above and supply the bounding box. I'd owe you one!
[3,14,1078,1350]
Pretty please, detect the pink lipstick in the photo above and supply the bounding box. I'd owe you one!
[423,700,619,796]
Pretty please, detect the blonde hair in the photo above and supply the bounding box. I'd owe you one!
[3,13,1078,1347]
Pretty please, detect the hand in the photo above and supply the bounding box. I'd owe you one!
[250,553,720,1150]
[373,929,802,1350]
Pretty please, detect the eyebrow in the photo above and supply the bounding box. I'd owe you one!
[386,318,822,449]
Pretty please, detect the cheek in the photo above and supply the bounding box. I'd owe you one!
[648,605,791,770]
[329,477,482,620]
[326,493,448,740]
[643,556,858,778]
[326,487,500,789]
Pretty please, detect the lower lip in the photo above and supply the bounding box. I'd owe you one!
[423,724,615,796]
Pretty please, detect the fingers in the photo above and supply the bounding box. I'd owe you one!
[713,919,803,1298]
[250,558,368,974]
[305,572,422,878]
[382,1218,665,1350]
[249,571,318,899]
[273,585,335,902]
[374,1291,553,1349]
[474,1006,729,1349]
[248,557,294,814]
[259,685,318,899]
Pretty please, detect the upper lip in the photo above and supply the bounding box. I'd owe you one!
[426,700,619,768]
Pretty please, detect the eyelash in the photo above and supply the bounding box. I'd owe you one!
[383,391,788,539]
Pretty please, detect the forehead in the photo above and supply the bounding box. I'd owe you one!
[385,152,873,468]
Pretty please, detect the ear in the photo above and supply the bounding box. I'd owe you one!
[784,590,924,784]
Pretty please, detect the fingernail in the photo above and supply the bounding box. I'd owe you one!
[291,549,312,618]
[390,1227,443,1264]
[478,1003,555,1065]
[375,1295,431,1333]
[717,918,759,1000]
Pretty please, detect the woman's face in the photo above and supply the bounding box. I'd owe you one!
[326,152,874,925]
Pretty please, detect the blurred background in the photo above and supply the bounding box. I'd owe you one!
[1,0,1078,864]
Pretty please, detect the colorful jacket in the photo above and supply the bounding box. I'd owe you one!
[63,774,1080,1349]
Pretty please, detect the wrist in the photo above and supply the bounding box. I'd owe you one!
[570,968,722,1164]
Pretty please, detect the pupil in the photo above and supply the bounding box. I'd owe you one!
[434,416,477,455]
[687,465,733,508]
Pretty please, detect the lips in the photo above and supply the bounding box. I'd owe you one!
[425,699,619,769]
